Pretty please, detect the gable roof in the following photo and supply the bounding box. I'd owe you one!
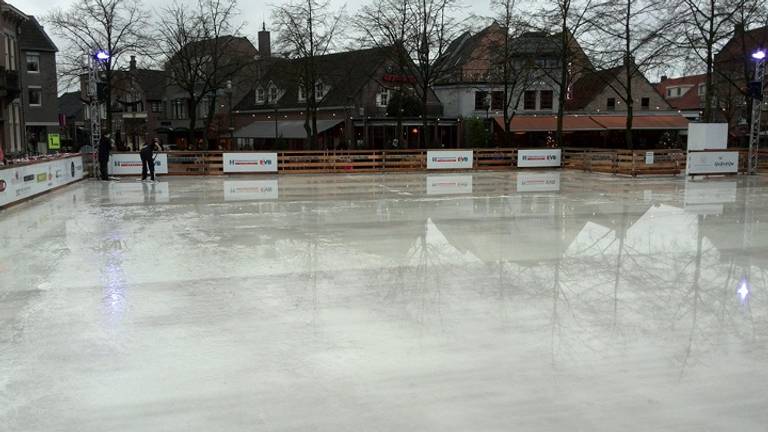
[654,74,705,111]
[234,46,395,111]
[58,91,84,118]
[716,26,768,63]
[565,66,623,110]
[19,15,57,52]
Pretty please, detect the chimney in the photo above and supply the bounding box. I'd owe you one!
[130,55,137,71]
[258,22,271,58]
[735,23,745,36]
[660,75,668,82]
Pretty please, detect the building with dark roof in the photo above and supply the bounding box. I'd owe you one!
[654,74,706,120]
[0,1,26,158]
[232,43,448,150]
[714,24,768,145]
[19,14,58,153]
[58,91,87,150]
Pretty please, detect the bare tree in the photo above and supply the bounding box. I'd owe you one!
[584,0,676,148]
[157,0,254,149]
[273,0,345,149]
[408,0,462,147]
[353,0,415,148]
[47,0,152,134]
[538,0,594,147]
[489,0,536,148]
[676,0,748,122]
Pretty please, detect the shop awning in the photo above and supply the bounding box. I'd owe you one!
[234,120,343,139]
[496,114,689,132]
[591,115,689,130]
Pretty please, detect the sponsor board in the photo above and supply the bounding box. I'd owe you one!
[687,123,728,151]
[108,182,170,204]
[686,151,738,175]
[516,172,561,192]
[426,175,473,195]
[517,149,562,168]
[223,153,278,173]
[0,155,85,208]
[645,151,654,165]
[426,150,473,170]
[108,153,169,175]
[224,180,279,201]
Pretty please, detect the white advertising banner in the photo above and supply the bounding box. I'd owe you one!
[426,150,473,170]
[645,151,654,165]
[109,153,169,175]
[0,155,85,208]
[108,182,170,204]
[687,123,728,151]
[517,149,562,168]
[223,153,278,173]
[686,151,738,175]
[224,180,279,201]
[426,175,473,195]
[516,172,561,192]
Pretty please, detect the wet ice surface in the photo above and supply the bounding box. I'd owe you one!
[1,171,767,431]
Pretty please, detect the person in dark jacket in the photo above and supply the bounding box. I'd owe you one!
[98,133,112,180]
[140,138,163,182]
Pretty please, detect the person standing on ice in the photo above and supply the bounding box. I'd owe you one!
[98,132,112,180]
[140,138,163,182]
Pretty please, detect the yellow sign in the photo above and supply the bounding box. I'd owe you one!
[48,133,61,150]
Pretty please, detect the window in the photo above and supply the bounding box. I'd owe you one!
[667,88,673,97]
[5,36,17,70]
[256,88,265,103]
[298,85,305,102]
[607,97,616,111]
[269,86,278,103]
[491,91,504,110]
[377,88,390,107]
[315,82,325,99]
[28,87,42,106]
[173,99,186,119]
[676,87,681,96]
[698,83,705,96]
[540,90,554,110]
[523,90,537,110]
[641,97,650,109]
[151,101,161,113]
[26,52,40,73]
[475,91,489,110]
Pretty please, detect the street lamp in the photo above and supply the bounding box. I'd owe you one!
[94,50,111,62]
[747,49,766,175]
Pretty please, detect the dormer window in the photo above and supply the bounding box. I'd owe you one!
[256,87,265,104]
[315,82,325,99]
[269,86,278,103]
[298,85,306,102]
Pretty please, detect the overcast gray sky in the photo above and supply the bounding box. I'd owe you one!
[21,0,495,53]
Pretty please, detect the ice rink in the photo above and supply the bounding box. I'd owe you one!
[1,171,767,431]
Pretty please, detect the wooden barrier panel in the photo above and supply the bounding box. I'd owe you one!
[149,148,768,176]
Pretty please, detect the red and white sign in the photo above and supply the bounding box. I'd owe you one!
[109,153,169,175]
[517,149,562,168]
[223,153,278,173]
[426,150,473,170]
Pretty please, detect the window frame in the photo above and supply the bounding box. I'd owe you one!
[607,97,616,111]
[28,86,42,107]
[523,90,537,110]
[539,90,554,110]
[474,91,489,111]
[26,52,40,73]
[641,97,650,109]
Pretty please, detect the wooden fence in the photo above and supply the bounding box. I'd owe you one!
[116,148,768,176]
